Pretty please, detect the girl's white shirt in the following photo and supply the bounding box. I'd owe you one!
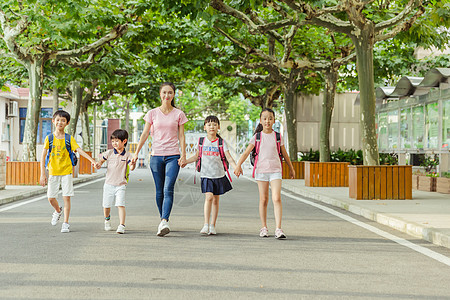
[199,137,229,179]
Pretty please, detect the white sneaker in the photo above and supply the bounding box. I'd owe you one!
[157,220,170,236]
[61,223,70,233]
[116,224,125,234]
[51,207,62,226]
[104,220,112,231]
[200,224,209,235]
[209,224,216,235]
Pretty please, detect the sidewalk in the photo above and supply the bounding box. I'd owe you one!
[0,169,105,206]
[282,179,450,250]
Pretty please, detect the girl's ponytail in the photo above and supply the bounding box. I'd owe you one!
[253,123,263,136]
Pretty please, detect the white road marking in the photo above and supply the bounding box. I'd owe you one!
[0,177,105,213]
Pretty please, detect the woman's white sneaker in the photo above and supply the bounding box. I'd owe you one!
[157,220,170,236]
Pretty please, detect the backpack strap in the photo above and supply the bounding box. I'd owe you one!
[64,133,76,166]
[45,134,54,168]
[275,131,283,174]
[218,138,232,183]
[252,132,261,178]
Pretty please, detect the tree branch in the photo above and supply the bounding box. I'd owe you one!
[213,25,277,64]
[375,4,425,41]
[375,0,422,31]
[0,8,29,62]
[51,24,127,60]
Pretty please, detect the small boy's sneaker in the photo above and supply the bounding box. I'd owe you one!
[104,220,112,231]
[157,220,170,237]
[116,224,125,234]
[200,224,209,235]
[275,228,286,239]
[61,223,70,233]
[209,224,216,235]
[51,207,62,226]
[260,227,269,238]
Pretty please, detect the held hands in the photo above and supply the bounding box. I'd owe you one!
[131,154,139,165]
[178,155,186,167]
[234,165,243,178]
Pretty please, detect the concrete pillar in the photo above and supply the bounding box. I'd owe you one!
[398,153,407,165]
[440,153,449,175]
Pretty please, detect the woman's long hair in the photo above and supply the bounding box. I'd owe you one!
[160,82,176,107]
[204,115,222,139]
[253,108,275,135]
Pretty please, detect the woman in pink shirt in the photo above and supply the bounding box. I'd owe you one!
[132,82,188,237]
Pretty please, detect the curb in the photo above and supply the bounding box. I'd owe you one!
[284,184,450,250]
[0,173,105,206]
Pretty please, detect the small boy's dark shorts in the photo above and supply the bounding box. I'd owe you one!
[201,176,232,195]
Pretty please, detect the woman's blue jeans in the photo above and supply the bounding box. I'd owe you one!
[150,155,180,221]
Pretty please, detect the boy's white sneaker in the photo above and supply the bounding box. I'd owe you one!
[51,207,62,226]
[157,220,170,237]
[116,224,125,234]
[104,220,112,231]
[200,224,209,235]
[209,225,216,235]
[61,223,70,233]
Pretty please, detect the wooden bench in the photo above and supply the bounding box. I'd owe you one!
[349,165,412,200]
[304,162,349,187]
[282,161,305,179]
[6,162,41,185]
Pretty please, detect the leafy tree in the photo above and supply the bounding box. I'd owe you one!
[0,1,129,161]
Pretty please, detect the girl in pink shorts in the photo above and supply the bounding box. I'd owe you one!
[234,108,295,239]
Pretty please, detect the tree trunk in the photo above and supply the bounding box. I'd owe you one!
[52,87,59,131]
[319,68,338,162]
[283,85,298,161]
[125,100,130,134]
[81,104,91,151]
[22,59,44,161]
[67,81,82,137]
[353,25,380,166]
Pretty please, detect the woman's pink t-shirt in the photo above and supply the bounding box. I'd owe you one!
[249,131,284,174]
[144,107,188,156]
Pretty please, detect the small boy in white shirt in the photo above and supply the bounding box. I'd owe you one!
[95,129,136,234]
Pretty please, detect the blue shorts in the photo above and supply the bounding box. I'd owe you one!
[201,176,232,195]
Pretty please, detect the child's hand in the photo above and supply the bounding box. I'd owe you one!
[39,174,47,187]
[234,166,243,177]
[289,169,295,179]
[180,163,187,168]
[94,162,101,169]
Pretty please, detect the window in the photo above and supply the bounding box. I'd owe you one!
[19,108,53,144]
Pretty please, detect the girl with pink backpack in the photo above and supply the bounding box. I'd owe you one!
[234,108,295,239]
[182,115,237,235]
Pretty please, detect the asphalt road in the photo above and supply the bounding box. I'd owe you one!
[1,167,450,299]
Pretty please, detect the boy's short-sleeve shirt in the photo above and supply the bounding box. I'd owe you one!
[101,149,133,186]
[249,131,284,174]
[200,138,229,179]
[44,134,80,176]
[143,108,188,156]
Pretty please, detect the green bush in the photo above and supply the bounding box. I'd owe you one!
[379,153,398,165]
[300,148,363,165]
